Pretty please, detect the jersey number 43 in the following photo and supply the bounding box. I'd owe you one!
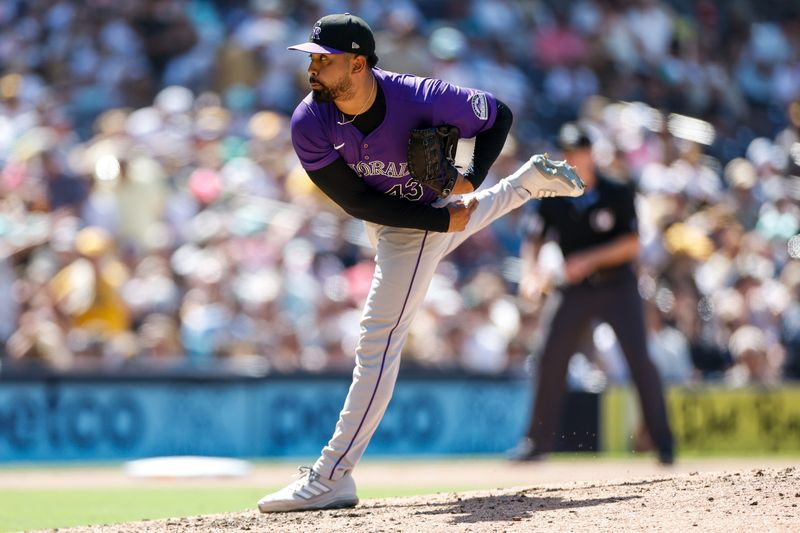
[386,178,424,201]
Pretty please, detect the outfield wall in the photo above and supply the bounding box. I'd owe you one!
[0,377,537,462]
[1,376,798,462]
[603,385,800,454]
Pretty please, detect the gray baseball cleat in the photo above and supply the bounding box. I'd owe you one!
[257,466,359,513]
[507,153,585,199]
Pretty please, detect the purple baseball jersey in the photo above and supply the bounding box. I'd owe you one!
[291,68,498,206]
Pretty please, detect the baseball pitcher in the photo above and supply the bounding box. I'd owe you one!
[258,13,585,513]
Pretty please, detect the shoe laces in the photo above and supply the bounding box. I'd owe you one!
[543,154,578,176]
[290,466,320,490]
[537,153,558,175]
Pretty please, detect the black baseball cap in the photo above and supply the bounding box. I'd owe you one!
[558,122,592,150]
[288,13,376,60]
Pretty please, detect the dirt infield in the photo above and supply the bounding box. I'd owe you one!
[52,464,800,532]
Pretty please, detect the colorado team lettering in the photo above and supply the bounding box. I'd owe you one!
[348,161,409,178]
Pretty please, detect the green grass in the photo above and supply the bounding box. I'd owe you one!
[0,486,465,533]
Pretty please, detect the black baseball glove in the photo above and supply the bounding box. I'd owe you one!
[407,125,460,199]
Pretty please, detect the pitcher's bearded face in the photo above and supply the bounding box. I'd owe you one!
[307,53,355,103]
[310,74,353,103]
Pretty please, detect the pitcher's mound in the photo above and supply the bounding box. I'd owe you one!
[62,467,799,532]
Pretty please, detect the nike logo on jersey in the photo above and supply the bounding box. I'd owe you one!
[334,143,345,150]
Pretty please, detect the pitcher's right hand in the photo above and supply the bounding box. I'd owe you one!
[446,196,479,232]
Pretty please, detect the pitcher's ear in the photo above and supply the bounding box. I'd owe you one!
[352,55,365,73]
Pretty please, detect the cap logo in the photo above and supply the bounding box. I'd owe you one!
[311,24,322,41]
[352,42,360,49]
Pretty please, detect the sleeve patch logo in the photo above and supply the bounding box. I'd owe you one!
[471,92,488,120]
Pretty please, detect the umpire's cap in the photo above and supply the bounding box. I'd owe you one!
[558,122,593,151]
[288,13,378,64]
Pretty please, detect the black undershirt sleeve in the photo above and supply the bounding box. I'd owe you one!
[462,99,513,190]
[306,159,450,232]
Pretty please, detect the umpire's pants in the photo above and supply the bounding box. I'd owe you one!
[525,272,673,454]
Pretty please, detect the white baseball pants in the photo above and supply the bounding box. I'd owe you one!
[314,177,530,480]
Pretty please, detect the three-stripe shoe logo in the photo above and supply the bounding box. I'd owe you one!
[296,480,332,500]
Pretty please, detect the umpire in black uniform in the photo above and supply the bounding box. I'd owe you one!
[509,123,674,464]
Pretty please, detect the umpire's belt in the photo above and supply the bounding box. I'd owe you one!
[581,264,636,288]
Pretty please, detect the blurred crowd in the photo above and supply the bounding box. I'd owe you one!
[0,0,799,387]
